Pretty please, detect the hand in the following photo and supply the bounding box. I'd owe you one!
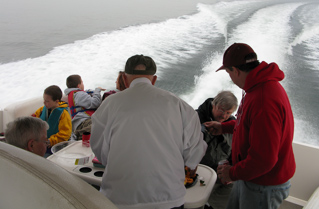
[188,166,197,177]
[204,121,222,135]
[217,164,232,185]
[97,87,106,91]
[185,166,197,178]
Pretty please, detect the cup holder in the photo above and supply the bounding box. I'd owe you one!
[94,171,104,177]
[77,166,103,178]
[79,167,92,173]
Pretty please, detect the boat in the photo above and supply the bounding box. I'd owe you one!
[1,96,318,209]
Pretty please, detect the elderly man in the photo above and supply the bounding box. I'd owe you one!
[206,43,295,209]
[91,54,207,209]
[196,90,238,209]
[5,116,49,157]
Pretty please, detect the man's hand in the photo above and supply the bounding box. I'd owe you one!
[204,121,222,135]
[217,164,232,185]
[185,166,197,178]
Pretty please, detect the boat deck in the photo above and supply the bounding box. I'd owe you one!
[2,97,319,209]
[280,200,302,209]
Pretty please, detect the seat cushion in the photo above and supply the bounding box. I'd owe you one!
[0,142,117,209]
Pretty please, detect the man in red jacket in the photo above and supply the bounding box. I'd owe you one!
[205,43,296,209]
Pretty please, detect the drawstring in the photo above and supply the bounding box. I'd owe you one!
[235,90,246,127]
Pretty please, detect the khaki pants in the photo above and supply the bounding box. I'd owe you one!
[74,119,92,141]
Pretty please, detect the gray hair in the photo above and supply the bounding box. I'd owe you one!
[212,91,238,110]
[5,116,49,149]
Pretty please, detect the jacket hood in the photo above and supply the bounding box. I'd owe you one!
[64,88,81,95]
[196,98,214,121]
[243,61,284,92]
[58,101,68,108]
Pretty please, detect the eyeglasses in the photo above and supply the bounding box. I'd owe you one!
[36,139,50,146]
[217,107,232,116]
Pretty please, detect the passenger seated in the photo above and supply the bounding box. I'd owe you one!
[102,71,126,100]
[5,116,49,157]
[32,85,72,156]
[64,74,105,141]
[196,90,238,209]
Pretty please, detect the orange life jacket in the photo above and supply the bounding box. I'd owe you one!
[67,90,95,118]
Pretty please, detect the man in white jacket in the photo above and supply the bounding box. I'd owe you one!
[90,54,207,209]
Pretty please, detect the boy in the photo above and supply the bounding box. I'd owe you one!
[64,74,104,141]
[32,85,72,156]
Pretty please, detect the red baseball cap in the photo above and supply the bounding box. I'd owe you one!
[216,43,256,72]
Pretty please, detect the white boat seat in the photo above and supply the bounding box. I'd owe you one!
[303,187,319,209]
[0,141,118,209]
[2,96,72,132]
[2,97,43,131]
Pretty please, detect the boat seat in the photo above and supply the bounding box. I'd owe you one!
[2,97,43,131]
[2,96,71,132]
[303,187,319,209]
[0,141,118,209]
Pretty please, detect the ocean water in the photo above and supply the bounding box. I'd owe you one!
[0,0,318,146]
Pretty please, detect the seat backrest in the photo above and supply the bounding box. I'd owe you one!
[0,142,118,209]
[2,97,43,131]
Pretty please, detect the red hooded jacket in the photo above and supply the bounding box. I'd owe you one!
[222,61,296,185]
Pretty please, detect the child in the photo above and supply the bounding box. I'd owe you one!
[32,85,72,156]
[102,71,126,100]
[64,74,104,141]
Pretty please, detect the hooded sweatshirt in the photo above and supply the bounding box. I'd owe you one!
[64,88,102,131]
[222,61,295,185]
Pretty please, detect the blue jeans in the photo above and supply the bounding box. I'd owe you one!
[227,180,291,209]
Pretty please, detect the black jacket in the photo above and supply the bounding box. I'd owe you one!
[196,98,235,171]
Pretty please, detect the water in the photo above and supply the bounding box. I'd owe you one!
[0,0,318,146]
